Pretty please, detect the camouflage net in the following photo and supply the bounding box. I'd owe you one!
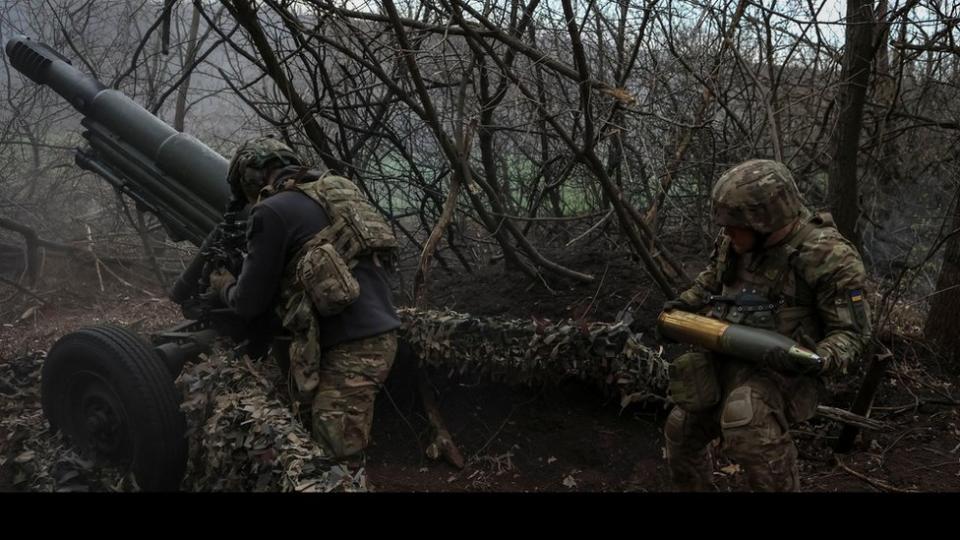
[398,308,670,407]
[177,352,365,492]
[1,308,666,491]
[0,350,365,492]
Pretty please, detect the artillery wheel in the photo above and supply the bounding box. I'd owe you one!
[41,325,187,491]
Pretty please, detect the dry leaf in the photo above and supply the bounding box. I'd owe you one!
[719,464,741,475]
[17,306,37,322]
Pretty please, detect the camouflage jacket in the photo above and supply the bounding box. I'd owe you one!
[678,209,871,376]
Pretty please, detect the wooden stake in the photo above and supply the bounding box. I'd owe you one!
[834,352,892,453]
[86,225,105,292]
[416,367,465,469]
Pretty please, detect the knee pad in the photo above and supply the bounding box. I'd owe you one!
[721,385,792,458]
[664,406,689,446]
[720,386,755,430]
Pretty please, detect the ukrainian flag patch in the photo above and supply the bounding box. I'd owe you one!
[850,289,863,302]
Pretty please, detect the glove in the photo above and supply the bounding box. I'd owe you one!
[760,347,823,375]
[179,297,208,320]
[208,268,236,295]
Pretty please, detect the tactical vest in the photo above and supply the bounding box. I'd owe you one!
[706,211,827,344]
[265,169,398,319]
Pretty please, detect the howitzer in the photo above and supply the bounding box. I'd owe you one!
[5,36,268,490]
[657,309,823,366]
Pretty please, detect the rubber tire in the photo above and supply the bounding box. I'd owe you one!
[41,325,187,491]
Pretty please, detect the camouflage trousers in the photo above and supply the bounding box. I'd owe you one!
[664,372,801,492]
[287,330,397,460]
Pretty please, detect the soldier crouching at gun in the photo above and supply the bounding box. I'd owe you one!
[658,160,872,492]
[202,136,401,465]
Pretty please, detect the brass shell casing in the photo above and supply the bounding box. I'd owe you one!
[657,310,729,350]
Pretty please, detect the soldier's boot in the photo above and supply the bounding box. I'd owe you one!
[664,407,717,492]
[720,384,800,492]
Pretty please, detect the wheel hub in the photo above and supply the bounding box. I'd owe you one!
[66,372,131,461]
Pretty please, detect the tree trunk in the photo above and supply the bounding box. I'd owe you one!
[925,198,960,362]
[827,0,875,252]
[173,3,203,132]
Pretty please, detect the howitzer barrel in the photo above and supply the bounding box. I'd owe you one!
[657,310,822,364]
[5,35,231,234]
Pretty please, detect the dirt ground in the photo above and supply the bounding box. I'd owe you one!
[1,243,959,492]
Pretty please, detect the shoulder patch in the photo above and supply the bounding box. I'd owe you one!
[847,288,870,333]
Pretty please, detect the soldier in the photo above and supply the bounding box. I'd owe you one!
[661,159,872,491]
[207,136,401,463]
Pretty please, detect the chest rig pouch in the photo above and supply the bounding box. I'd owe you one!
[668,351,721,412]
[707,217,820,334]
[267,169,399,318]
[708,290,783,329]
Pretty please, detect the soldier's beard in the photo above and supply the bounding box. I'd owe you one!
[748,232,771,253]
[726,227,758,254]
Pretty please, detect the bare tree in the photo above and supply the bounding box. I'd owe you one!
[827,0,877,251]
[3,0,959,328]
[925,191,960,362]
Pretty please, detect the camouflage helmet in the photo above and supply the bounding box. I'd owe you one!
[710,159,804,234]
[226,136,303,195]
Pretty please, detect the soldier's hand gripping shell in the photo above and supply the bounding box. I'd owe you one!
[209,268,236,293]
[662,298,694,313]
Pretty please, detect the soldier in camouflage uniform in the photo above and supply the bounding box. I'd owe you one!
[208,136,401,462]
[661,159,871,491]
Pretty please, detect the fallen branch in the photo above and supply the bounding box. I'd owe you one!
[816,405,893,432]
[0,217,83,287]
[0,276,48,305]
[834,455,917,493]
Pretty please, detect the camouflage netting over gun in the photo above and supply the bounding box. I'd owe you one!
[0,353,139,491]
[2,308,664,491]
[398,308,671,407]
[176,353,366,492]
[0,351,366,491]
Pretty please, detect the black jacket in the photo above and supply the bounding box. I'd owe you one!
[222,186,400,348]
